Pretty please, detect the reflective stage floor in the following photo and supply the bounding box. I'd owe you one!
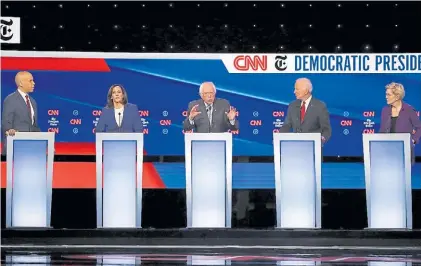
[2,229,421,265]
[3,248,421,265]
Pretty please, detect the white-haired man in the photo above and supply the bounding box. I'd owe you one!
[183,82,239,133]
[280,78,332,143]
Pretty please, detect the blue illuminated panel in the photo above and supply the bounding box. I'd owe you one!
[11,140,48,227]
[191,140,226,228]
[368,141,407,228]
[102,140,137,228]
[279,140,316,228]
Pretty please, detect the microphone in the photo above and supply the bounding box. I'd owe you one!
[118,112,122,132]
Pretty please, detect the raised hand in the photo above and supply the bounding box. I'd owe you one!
[189,104,201,120]
[226,106,236,121]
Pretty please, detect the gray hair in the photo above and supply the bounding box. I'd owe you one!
[106,84,128,108]
[386,82,405,100]
[296,77,313,93]
[199,82,217,94]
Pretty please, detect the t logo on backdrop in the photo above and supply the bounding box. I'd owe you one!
[274,55,288,71]
[1,17,21,44]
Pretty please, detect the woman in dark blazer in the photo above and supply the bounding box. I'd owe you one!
[95,84,143,133]
[379,82,421,164]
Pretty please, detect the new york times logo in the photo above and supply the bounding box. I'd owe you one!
[1,17,21,44]
[274,55,288,71]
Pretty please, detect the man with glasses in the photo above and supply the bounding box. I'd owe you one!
[183,82,238,133]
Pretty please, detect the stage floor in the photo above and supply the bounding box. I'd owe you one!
[2,229,421,265]
[2,248,421,265]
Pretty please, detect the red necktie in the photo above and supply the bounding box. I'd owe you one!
[300,101,306,123]
[25,95,32,117]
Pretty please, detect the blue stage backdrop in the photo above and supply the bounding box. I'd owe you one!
[1,52,420,156]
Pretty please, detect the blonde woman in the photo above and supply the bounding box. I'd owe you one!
[379,82,421,164]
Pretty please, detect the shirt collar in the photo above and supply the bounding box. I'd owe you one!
[302,95,312,105]
[17,88,28,98]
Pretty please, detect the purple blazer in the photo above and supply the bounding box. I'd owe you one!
[379,102,421,163]
[379,102,421,142]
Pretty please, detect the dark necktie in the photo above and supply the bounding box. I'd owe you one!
[300,101,306,123]
[25,95,33,124]
[206,105,212,125]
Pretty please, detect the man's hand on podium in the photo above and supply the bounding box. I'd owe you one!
[5,129,17,136]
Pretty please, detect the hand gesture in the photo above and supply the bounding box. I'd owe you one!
[226,106,236,121]
[189,104,201,120]
[5,129,17,136]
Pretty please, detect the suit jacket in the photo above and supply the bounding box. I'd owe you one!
[183,98,239,133]
[2,91,41,154]
[379,102,421,164]
[279,97,332,142]
[95,103,143,133]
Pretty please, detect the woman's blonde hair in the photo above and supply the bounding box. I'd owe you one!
[386,82,405,100]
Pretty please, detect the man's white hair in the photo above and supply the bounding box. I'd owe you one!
[296,77,313,93]
[199,82,217,94]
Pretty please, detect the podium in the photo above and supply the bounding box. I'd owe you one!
[184,133,232,228]
[6,132,55,228]
[273,133,322,229]
[363,133,412,229]
[95,133,144,228]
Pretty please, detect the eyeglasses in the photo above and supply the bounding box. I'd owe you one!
[201,92,215,96]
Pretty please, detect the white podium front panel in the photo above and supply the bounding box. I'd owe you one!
[185,133,232,228]
[273,133,322,229]
[368,262,410,266]
[97,255,140,265]
[6,132,55,228]
[6,255,51,265]
[96,133,143,228]
[191,140,226,227]
[363,133,412,229]
[188,255,231,265]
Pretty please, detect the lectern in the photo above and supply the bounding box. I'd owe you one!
[95,133,144,228]
[6,132,55,228]
[273,133,322,229]
[185,133,232,228]
[363,133,412,229]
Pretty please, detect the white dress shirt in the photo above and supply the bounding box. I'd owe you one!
[301,95,312,111]
[115,107,124,126]
[17,89,34,124]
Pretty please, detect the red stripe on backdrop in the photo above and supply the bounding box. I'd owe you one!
[0,57,110,72]
[0,142,97,155]
[1,162,166,189]
[54,142,96,155]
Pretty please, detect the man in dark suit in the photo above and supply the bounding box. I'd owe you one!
[1,71,41,154]
[183,82,239,133]
[280,78,332,143]
[2,71,40,153]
